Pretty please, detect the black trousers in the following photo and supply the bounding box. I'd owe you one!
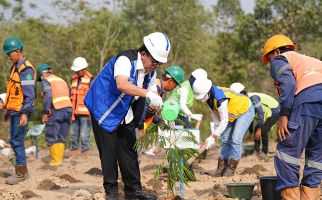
[92,118,142,194]
[252,115,279,154]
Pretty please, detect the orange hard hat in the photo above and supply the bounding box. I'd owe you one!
[262,34,296,62]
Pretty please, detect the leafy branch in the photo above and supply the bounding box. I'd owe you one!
[136,121,200,194]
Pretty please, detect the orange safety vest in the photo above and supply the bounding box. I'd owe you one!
[44,74,72,110]
[70,71,92,120]
[5,60,36,111]
[282,51,322,94]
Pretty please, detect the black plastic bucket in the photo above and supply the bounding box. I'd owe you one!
[259,176,281,200]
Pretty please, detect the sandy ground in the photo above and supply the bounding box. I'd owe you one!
[0,142,321,200]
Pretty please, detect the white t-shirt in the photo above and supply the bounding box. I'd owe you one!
[114,52,156,124]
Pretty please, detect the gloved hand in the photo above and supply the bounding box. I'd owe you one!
[146,91,163,108]
[0,139,6,148]
[205,136,216,149]
[190,114,203,121]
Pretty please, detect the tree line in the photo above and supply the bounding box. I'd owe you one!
[0,0,321,136]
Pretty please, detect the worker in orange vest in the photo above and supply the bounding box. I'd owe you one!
[2,37,36,185]
[70,57,93,159]
[37,64,72,167]
[262,35,322,199]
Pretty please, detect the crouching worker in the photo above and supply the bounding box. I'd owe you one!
[230,82,280,155]
[37,64,72,167]
[192,76,254,177]
[135,66,185,156]
[166,67,207,128]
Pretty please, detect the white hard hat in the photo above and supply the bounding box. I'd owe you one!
[193,78,212,100]
[71,57,88,72]
[230,82,245,93]
[143,32,171,63]
[191,68,207,79]
[0,93,6,102]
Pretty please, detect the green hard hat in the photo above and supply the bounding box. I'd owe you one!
[3,37,24,54]
[37,64,52,81]
[165,66,185,86]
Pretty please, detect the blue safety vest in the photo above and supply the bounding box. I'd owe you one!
[84,49,154,133]
[206,85,227,110]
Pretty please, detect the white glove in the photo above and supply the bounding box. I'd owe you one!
[190,114,203,121]
[205,136,215,149]
[146,91,163,108]
[1,148,12,156]
[0,139,6,148]
[25,146,36,154]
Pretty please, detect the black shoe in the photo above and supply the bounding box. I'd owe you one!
[125,190,157,200]
[106,193,120,200]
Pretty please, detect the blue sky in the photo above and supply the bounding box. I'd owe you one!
[20,0,256,23]
[202,0,256,13]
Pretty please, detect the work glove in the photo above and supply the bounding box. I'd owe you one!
[146,91,163,108]
[190,114,203,121]
[205,136,216,150]
[0,139,6,148]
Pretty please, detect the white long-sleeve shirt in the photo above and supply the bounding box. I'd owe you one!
[177,87,193,116]
[210,99,229,136]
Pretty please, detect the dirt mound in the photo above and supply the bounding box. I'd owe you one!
[37,179,62,190]
[71,189,92,200]
[241,164,267,176]
[38,165,57,171]
[147,178,164,190]
[0,170,12,178]
[142,164,159,171]
[21,190,40,199]
[59,174,81,183]
[0,189,22,199]
[85,167,103,176]
[213,183,228,194]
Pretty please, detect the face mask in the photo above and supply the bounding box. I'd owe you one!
[201,93,210,102]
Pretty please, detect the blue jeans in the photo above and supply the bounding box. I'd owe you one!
[220,104,255,160]
[71,115,92,152]
[9,114,28,165]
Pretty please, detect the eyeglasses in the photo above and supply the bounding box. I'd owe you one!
[149,54,162,66]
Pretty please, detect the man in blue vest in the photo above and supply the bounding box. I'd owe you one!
[84,32,170,200]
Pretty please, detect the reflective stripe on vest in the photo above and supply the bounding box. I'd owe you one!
[84,50,143,133]
[70,71,92,120]
[213,87,250,122]
[282,51,322,94]
[5,60,36,111]
[45,74,72,110]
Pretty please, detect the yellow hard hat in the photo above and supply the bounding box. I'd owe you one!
[262,34,296,62]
